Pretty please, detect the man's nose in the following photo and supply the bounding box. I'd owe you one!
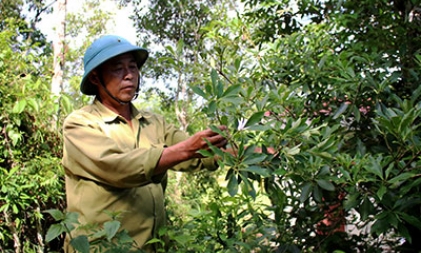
[123,67,136,79]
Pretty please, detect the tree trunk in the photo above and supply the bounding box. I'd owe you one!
[51,0,66,96]
[175,73,189,132]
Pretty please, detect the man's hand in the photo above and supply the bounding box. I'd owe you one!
[186,125,228,158]
[154,126,228,175]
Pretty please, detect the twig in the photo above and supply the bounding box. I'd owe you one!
[3,210,21,253]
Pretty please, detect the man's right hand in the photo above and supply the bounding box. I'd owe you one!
[154,126,228,175]
[186,126,228,158]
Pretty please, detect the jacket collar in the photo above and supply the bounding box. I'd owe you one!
[93,98,152,123]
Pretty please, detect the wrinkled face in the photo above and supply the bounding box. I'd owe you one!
[89,52,139,106]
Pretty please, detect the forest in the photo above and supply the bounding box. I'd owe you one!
[1,0,421,252]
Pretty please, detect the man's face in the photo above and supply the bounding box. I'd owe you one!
[91,52,139,105]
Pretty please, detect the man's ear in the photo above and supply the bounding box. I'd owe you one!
[88,70,101,86]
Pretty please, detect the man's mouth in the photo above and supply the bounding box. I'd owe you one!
[121,86,135,91]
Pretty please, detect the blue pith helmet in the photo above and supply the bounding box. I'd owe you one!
[80,35,149,95]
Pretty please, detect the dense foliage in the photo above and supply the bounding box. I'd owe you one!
[130,0,421,252]
[1,0,421,252]
[0,1,104,251]
[0,24,65,252]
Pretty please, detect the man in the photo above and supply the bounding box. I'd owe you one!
[62,35,228,252]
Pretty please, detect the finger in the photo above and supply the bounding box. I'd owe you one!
[206,134,227,146]
[214,139,228,148]
[205,125,228,136]
[201,128,219,137]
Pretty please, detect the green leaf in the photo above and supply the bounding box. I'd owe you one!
[398,212,421,229]
[165,45,175,56]
[227,172,238,196]
[247,123,271,131]
[401,177,421,195]
[176,39,184,55]
[207,100,217,115]
[220,96,243,105]
[370,219,389,236]
[360,197,375,220]
[242,154,267,165]
[318,54,328,68]
[221,85,241,97]
[312,185,323,202]
[209,125,226,136]
[191,86,207,98]
[346,67,355,78]
[376,185,387,200]
[44,209,65,221]
[245,111,265,128]
[12,99,27,114]
[216,80,224,98]
[317,166,331,176]
[385,162,395,179]
[45,223,65,242]
[234,57,242,71]
[300,182,313,203]
[352,105,361,122]
[285,144,301,156]
[158,56,176,65]
[145,238,162,245]
[332,102,348,119]
[388,172,415,185]
[12,204,18,214]
[115,230,134,244]
[273,167,287,176]
[197,149,214,157]
[60,94,74,115]
[344,193,360,210]
[241,175,256,199]
[70,235,90,253]
[388,212,399,228]
[64,212,80,224]
[104,220,120,241]
[397,224,411,244]
[210,69,218,88]
[205,83,212,95]
[316,179,335,191]
[7,129,21,146]
[27,98,40,113]
[92,229,106,240]
[364,156,383,179]
[0,203,9,213]
[308,150,333,159]
[220,115,228,126]
[174,234,192,244]
[241,165,270,177]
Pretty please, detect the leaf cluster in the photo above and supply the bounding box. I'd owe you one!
[130,0,421,251]
[0,21,65,252]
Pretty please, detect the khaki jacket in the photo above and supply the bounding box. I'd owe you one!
[62,99,216,252]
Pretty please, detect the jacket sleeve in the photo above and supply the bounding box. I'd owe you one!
[62,111,164,189]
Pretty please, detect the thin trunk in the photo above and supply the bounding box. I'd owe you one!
[175,73,189,132]
[35,206,44,253]
[3,210,20,253]
[173,69,189,200]
[52,0,66,96]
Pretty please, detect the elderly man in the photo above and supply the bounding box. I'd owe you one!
[62,35,227,252]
